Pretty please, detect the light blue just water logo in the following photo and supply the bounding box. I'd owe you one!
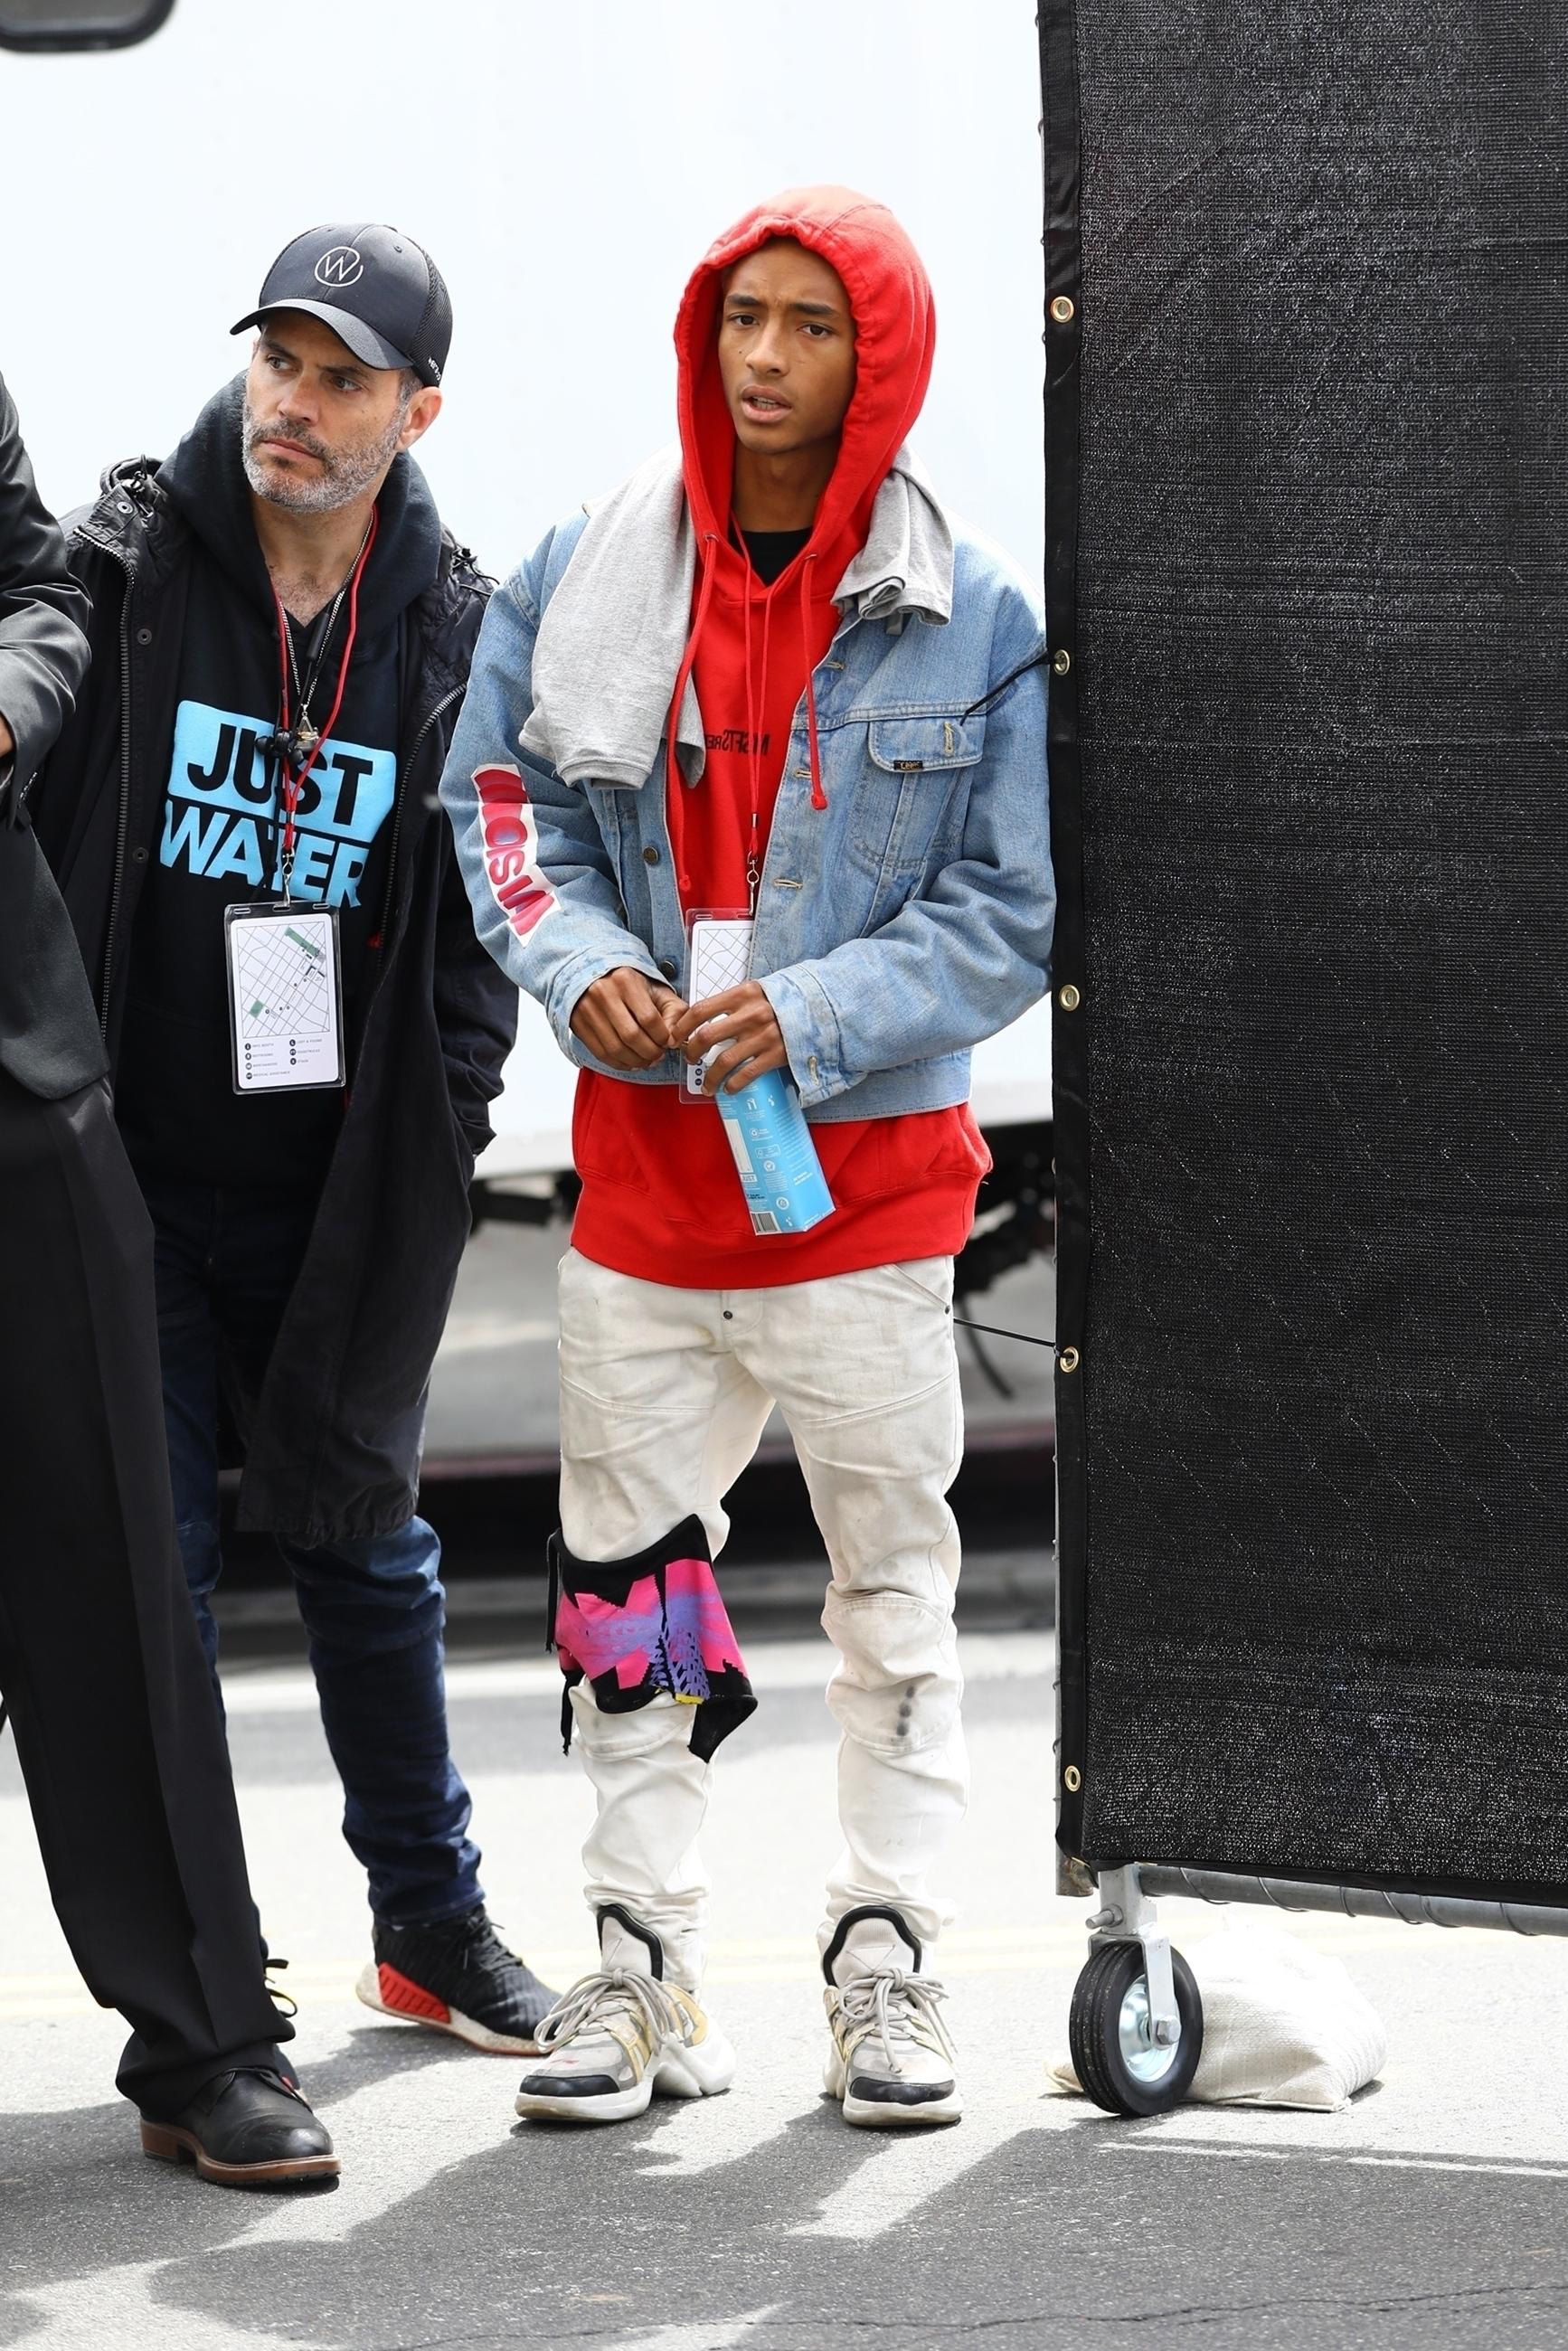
[161,700,396,907]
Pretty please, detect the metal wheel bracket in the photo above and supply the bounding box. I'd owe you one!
[1087,1864,1180,2045]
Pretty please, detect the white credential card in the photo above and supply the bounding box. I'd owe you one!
[224,905,345,1094]
[685,915,754,1098]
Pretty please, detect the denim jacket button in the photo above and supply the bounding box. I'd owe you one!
[658,958,676,980]
[643,845,660,865]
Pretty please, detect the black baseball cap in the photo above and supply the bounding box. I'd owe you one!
[231,222,452,386]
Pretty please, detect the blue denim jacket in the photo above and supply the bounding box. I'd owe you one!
[439,512,1053,1120]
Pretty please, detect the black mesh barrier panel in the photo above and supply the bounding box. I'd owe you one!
[1044,2,1568,1900]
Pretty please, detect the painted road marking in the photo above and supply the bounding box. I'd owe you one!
[0,1911,1543,2025]
[0,1927,1074,2022]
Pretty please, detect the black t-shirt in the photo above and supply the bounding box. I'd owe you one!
[739,525,812,586]
[113,382,442,1189]
[115,553,400,1185]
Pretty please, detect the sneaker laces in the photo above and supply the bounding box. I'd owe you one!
[534,1969,687,2057]
[451,1908,530,1988]
[836,1969,955,2076]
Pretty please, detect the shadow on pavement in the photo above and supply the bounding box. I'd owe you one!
[10,2050,1568,2350]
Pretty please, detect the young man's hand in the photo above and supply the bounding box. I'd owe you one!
[673,983,789,1096]
[571,968,685,1069]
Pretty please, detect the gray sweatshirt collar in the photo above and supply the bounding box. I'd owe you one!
[521,443,955,793]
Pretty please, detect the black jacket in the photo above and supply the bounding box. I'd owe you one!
[31,436,518,1545]
[0,376,100,1100]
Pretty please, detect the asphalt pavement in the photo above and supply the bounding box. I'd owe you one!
[5,1572,1568,2350]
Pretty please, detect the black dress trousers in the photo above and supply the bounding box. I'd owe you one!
[0,1064,289,2111]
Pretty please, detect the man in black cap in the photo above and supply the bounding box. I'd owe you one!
[1,374,336,2185]
[33,224,554,2054]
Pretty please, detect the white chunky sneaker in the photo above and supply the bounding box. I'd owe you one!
[514,1905,734,2126]
[822,1904,960,2128]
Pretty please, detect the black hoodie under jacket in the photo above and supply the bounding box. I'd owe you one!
[30,378,518,1545]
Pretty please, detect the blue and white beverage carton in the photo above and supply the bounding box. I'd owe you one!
[715,1070,836,1236]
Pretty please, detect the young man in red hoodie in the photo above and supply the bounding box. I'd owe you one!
[442,190,1053,2129]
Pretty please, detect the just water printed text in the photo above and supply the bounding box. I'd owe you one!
[162,698,396,906]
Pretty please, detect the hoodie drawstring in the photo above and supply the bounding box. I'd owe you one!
[747,586,776,902]
[665,531,721,902]
[668,535,829,912]
[741,571,756,871]
[800,552,827,811]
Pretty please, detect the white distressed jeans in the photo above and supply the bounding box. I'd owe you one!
[556,1246,968,1989]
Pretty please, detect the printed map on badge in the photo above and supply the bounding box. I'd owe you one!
[226,907,345,1092]
[686,917,754,1098]
[238,921,332,1034]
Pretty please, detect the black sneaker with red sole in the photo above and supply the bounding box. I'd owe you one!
[355,1904,555,2054]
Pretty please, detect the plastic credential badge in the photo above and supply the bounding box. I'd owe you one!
[685,911,835,1237]
[684,912,755,1100]
[223,903,345,1095]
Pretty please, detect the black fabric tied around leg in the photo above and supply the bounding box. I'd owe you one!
[544,1516,757,1761]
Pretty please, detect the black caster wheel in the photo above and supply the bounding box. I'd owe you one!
[1069,1940,1203,2117]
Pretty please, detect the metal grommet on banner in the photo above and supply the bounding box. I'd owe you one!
[1051,295,1076,323]
[1059,983,1082,1012]
[1063,1764,1082,1792]
[1059,1345,1081,1374]
[1052,647,1072,675]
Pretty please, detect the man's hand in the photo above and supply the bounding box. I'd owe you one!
[672,982,789,1096]
[570,968,685,1069]
[0,714,14,764]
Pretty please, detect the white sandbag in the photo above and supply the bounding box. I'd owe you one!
[1048,1918,1387,2111]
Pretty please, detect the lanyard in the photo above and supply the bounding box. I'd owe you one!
[739,565,772,911]
[269,508,379,902]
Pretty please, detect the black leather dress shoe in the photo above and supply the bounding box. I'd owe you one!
[139,2068,338,2187]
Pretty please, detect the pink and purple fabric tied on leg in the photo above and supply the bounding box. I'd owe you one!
[547,1515,757,1759]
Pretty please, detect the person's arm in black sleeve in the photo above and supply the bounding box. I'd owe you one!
[0,375,90,804]
[432,825,519,1148]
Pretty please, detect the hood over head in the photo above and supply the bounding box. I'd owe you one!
[158,373,444,635]
[674,184,937,574]
[515,193,949,815]
[665,187,936,821]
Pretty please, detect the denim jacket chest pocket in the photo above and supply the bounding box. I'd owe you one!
[846,713,985,888]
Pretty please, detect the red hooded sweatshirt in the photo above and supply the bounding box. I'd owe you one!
[571,186,987,1289]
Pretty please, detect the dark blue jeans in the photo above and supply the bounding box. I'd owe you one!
[137,1173,483,1928]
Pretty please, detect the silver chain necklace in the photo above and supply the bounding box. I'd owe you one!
[279,517,373,757]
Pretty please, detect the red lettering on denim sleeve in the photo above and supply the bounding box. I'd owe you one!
[474,765,557,939]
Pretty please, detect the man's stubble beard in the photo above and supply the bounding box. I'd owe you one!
[241,393,408,515]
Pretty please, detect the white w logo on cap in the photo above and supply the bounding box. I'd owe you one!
[314,246,364,288]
